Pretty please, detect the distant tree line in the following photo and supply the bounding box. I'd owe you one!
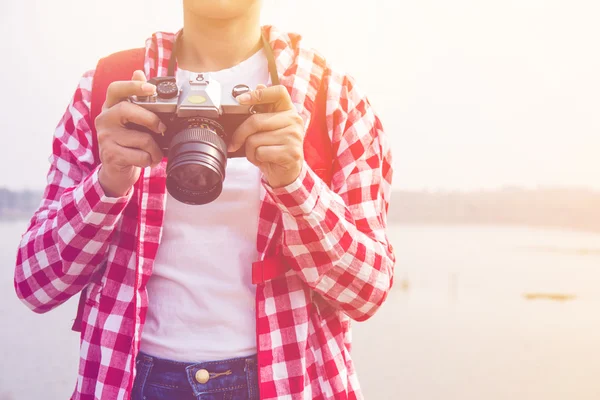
[1,186,599,233]
[0,188,42,220]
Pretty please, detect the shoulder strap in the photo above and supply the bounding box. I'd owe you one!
[90,48,146,164]
[72,48,145,332]
[302,70,333,186]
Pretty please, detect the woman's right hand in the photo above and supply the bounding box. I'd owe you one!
[96,70,166,197]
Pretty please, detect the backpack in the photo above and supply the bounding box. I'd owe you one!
[72,47,332,331]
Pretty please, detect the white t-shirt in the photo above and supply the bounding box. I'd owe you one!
[140,49,269,362]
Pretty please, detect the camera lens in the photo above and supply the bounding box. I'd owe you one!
[165,120,228,205]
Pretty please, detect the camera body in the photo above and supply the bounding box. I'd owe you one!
[128,73,257,205]
[130,73,255,157]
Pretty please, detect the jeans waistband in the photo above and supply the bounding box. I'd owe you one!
[135,351,258,398]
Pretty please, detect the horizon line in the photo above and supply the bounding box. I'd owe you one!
[2,185,600,194]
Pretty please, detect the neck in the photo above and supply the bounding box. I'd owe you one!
[179,7,262,72]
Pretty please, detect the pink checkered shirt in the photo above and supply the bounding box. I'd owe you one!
[14,26,395,400]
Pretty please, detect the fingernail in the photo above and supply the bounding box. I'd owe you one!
[158,122,167,133]
[236,93,252,103]
[142,83,156,94]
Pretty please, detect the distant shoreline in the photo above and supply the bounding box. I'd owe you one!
[391,220,600,235]
[388,188,600,234]
[2,187,599,233]
[3,218,599,236]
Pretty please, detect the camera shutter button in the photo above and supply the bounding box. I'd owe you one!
[232,84,250,99]
[156,81,178,99]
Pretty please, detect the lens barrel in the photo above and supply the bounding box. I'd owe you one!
[165,123,228,205]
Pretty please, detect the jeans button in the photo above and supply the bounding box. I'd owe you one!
[195,369,210,384]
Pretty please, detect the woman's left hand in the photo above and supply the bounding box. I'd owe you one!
[228,84,305,189]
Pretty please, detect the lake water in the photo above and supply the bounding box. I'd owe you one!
[1,221,599,399]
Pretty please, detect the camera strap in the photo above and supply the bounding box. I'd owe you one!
[167,29,280,85]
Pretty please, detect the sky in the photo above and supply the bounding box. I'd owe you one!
[1,0,599,191]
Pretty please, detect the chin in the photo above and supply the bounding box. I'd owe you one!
[183,0,261,19]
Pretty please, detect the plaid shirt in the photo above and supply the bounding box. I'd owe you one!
[14,26,395,400]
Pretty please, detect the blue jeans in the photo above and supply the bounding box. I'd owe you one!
[132,351,260,400]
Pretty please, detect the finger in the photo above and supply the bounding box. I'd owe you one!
[101,143,155,169]
[114,145,155,168]
[98,101,166,135]
[254,145,300,167]
[249,84,270,114]
[235,85,294,111]
[104,79,156,109]
[243,130,293,165]
[229,111,301,152]
[131,70,147,82]
[112,128,164,166]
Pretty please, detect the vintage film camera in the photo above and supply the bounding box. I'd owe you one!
[129,73,257,205]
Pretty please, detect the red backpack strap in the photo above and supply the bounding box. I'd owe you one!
[302,70,333,186]
[71,49,145,333]
[252,70,332,285]
[90,48,146,164]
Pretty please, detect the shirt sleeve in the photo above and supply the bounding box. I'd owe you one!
[14,71,133,314]
[264,72,395,322]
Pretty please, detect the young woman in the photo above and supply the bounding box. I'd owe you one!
[14,1,395,399]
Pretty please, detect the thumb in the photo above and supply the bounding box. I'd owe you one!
[132,70,147,82]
